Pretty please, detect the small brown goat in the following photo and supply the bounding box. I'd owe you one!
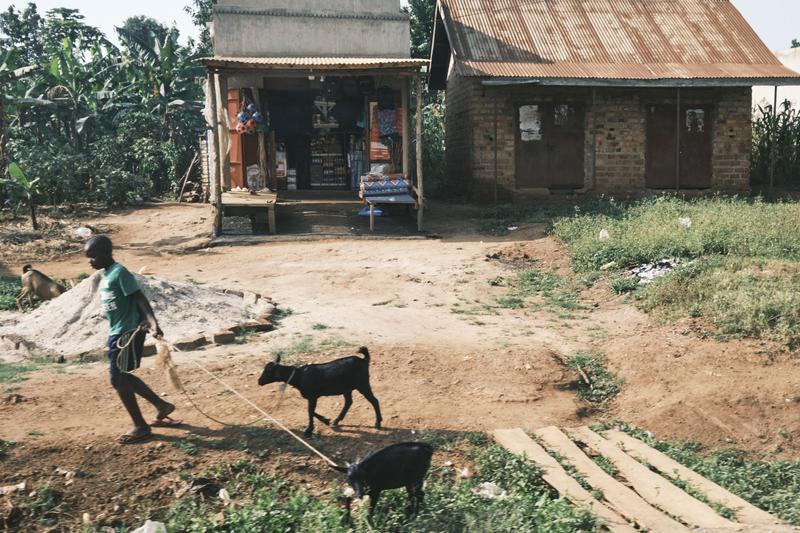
[16,265,66,311]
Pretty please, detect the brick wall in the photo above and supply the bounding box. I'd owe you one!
[445,82,752,200]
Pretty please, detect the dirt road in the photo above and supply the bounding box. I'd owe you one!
[1,202,799,530]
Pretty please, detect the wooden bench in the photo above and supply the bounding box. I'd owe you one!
[359,174,417,231]
[221,191,277,234]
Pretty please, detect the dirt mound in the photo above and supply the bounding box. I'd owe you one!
[0,272,270,358]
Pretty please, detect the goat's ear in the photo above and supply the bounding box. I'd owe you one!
[330,464,348,473]
[273,352,281,364]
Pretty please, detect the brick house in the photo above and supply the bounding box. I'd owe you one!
[427,0,800,201]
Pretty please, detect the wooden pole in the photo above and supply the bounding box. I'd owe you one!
[675,87,681,191]
[769,85,778,198]
[252,87,269,190]
[415,75,424,231]
[207,72,223,237]
[402,76,410,176]
[216,74,231,190]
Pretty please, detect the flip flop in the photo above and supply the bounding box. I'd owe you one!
[117,431,152,445]
[150,416,183,428]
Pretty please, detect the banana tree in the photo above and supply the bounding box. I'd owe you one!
[0,48,42,178]
[3,162,40,229]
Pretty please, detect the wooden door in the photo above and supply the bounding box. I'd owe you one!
[548,103,585,189]
[646,105,678,189]
[516,103,585,189]
[680,106,712,188]
[226,88,244,189]
[646,104,712,189]
[515,104,548,188]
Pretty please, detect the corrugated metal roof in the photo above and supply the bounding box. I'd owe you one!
[437,0,800,80]
[204,57,427,70]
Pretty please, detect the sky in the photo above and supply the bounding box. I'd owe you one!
[4,0,799,52]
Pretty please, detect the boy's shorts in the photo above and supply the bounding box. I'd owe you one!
[108,329,146,378]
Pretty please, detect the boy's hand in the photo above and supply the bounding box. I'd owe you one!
[140,319,163,339]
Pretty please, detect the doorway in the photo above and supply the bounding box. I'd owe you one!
[515,102,585,189]
[646,104,713,189]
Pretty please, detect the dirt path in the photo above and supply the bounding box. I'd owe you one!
[1,202,799,531]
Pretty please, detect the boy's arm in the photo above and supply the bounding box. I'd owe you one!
[132,290,163,338]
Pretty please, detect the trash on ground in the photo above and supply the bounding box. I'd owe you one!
[0,482,26,496]
[599,228,610,241]
[678,217,692,229]
[628,257,682,284]
[472,481,508,500]
[131,521,167,533]
[73,227,93,239]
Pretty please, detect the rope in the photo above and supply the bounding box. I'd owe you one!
[157,336,338,468]
[115,325,145,374]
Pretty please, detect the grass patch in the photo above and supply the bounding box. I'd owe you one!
[550,196,800,344]
[565,352,621,403]
[173,440,200,456]
[162,440,599,532]
[552,196,800,272]
[479,201,623,236]
[608,275,639,295]
[0,439,13,459]
[0,361,38,384]
[311,323,329,330]
[640,256,800,346]
[604,423,800,524]
[0,276,22,311]
[497,267,583,312]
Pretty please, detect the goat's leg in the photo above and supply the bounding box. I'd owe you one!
[305,397,318,436]
[412,482,425,516]
[15,288,28,312]
[313,412,331,426]
[368,489,381,520]
[358,384,382,428]
[332,391,353,426]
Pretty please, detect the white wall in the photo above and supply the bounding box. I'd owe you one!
[753,48,800,112]
[213,0,410,58]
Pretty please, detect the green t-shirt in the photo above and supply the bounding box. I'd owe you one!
[99,263,142,335]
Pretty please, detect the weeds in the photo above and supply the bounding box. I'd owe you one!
[163,439,599,532]
[604,422,800,524]
[566,352,621,403]
[174,440,200,456]
[497,267,583,312]
[0,439,12,459]
[0,276,22,311]
[0,361,37,384]
[641,256,800,345]
[608,276,639,295]
[312,323,329,330]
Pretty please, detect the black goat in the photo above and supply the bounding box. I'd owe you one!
[257,346,382,436]
[333,442,433,517]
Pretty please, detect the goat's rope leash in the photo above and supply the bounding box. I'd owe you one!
[142,332,337,467]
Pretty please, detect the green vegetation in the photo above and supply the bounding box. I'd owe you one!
[174,439,200,456]
[565,352,621,404]
[1,4,206,223]
[545,196,800,345]
[163,442,599,532]
[752,102,800,188]
[551,197,800,273]
[0,439,12,459]
[0,276,22,310]
[0,360,37,384]
[607,423,800,524]
[496,267,583,312]
[312,323,329,330]
[640,256,800,345]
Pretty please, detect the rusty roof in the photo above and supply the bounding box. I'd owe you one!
[204,57,427,71]
[431,0,800,82]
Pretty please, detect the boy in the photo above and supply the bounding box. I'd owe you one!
[84,235,180,444]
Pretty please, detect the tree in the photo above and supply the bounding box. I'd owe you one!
[405,0,436,59]
[184,0,216,55]
[4,162,40,229]
[0,3,45,64]
[118,16,169,45]
[792,39,799,48]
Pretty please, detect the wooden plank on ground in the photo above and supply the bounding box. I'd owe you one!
[567,427,735,529]
[604,429,786,526]
[535,426,689,532]
[492,429,637,533]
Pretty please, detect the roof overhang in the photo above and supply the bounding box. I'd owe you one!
[481,77,800,88]
[203,56,427,74]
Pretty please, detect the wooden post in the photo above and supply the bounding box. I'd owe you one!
[216,74,231,190]
[401,76,410,176]
[769,85,778,198]
[251,87,269,190]
[415,75,424,231]
[207,72,223,237]
[675,87,681,191]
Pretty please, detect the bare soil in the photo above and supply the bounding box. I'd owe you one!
[1,202,799,531]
